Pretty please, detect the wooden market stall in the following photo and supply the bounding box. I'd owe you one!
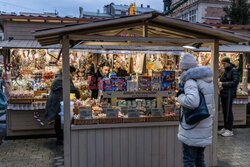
[34,12,250,167]
[193,45,250,126]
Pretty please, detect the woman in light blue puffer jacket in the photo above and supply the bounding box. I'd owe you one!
[177,53,215,167]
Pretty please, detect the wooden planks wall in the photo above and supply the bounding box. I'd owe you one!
[71,123,213,167]
[218,104,247,126]
[6,109,55,136]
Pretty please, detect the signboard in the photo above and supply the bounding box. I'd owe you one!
[106,108,119,118]
[79,108,92,119]
[128,109,140,118]
[151,108,163,117]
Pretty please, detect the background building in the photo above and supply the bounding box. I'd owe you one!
[103,2,156,16]
[169,0,232,23]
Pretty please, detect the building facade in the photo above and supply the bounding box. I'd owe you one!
[170,0,232,23]
[103,3,156,16]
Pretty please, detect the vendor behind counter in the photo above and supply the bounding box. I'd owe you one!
[87,62,111,99]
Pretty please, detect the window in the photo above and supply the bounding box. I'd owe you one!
[189,9,197,22]
[182,12,189,21]
[121,11,126,15]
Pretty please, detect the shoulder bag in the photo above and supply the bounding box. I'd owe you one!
[180,81,210,130]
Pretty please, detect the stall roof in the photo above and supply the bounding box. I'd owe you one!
[1,40,250,53]
[194,44,250,53]
[34,12,250,47]
[0,39,184,52]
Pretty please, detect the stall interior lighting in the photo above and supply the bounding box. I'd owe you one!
[183,42,203,49]
[183,45,196,49]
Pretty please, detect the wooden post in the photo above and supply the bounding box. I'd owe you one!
[242,53,248,92]
[62,35,71,167]
[211,39,219,167]
[143,24,148,37]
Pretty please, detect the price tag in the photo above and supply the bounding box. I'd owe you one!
[79,109,92,119]
[106,108,119,118]
[151,108,163,117]
[128,109,140,118]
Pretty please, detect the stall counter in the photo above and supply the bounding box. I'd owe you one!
[70,121,214,167]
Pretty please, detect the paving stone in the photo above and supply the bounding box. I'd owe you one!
[217,128,250,167]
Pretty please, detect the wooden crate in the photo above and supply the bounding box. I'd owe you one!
[99,118,123,124]
[168,115,179,121]
[74,119,99,125]
[8,98,34,104]
[34,90,48,96]
[236,95,248,99]
[123,117,145,123]
[145,116,167,122]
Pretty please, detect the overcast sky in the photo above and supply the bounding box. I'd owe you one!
[0,0,164,17]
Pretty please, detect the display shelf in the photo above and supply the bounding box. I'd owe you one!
[103,90,176,108]
[8,97,47,104]
[8,98,34,104]
[103,90,175,98]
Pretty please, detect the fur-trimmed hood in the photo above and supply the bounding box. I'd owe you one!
[180,66,213,82]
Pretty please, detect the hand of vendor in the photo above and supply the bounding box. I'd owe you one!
[218,82,223,90]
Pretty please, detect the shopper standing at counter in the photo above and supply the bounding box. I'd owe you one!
[45,66,80,145]
[218,56,239,137]
[87,62,110,99]
[177,53,215,167]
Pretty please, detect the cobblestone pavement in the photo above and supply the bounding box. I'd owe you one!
[0,138,63,167]
[217,128,250,167]
[1,114,250,167]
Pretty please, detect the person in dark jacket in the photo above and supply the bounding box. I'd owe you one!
[45,66,80,145]
[218,56,239,137]
[87,62,110,99]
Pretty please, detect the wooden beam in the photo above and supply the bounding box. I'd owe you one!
[34,13,153,37]
[72,22,143,36]
[39,41,60,46]
[81,41,187,47]
[36,35,61,41]
[143,24,148,37]
[148,22,214,39]
[62,35,71,167]
[147,27,192,38]
[39,39,61,44]
[69,34,214,43]
[211,39,219,167]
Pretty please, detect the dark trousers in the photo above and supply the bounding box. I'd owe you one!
[183,143,206,167]
[54,117,63,142]
[220,96,233,131]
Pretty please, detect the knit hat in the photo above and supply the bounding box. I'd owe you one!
[221,56,231,64]
[179,53,198,70]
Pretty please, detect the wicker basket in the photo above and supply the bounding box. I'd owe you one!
[74,118,99,125]
[99,118,123,124]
